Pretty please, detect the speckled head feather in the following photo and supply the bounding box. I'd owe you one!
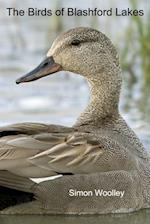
[47,27,120,75]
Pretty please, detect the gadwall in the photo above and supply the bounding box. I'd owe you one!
[0,27,150,214]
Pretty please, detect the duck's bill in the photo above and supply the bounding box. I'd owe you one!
[16,56,62,84]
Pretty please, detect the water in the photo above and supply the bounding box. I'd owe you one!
[0,0,150,222]
[0,209,150,224]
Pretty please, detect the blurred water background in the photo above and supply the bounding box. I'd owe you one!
[0,0,150,223]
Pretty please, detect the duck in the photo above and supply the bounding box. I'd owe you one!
[0,27,150,214]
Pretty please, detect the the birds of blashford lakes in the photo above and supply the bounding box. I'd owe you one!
[0,27,149,214]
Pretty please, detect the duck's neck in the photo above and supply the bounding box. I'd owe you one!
[75,73,122,127]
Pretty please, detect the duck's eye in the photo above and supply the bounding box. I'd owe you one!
[71,39,80,46]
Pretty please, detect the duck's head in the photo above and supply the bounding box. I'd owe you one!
[16,27,121,86]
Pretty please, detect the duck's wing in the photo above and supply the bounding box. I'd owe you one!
[29,131,138,174]
[0,122,73,177]
[0,123,133,176]
[28,132,107,174]
[0,122,73,136]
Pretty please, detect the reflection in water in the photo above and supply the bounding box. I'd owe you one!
[0,209,150,224]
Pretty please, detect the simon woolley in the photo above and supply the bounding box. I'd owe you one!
[68,189,125,198]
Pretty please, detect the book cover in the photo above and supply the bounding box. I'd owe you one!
[0,0,149,223]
